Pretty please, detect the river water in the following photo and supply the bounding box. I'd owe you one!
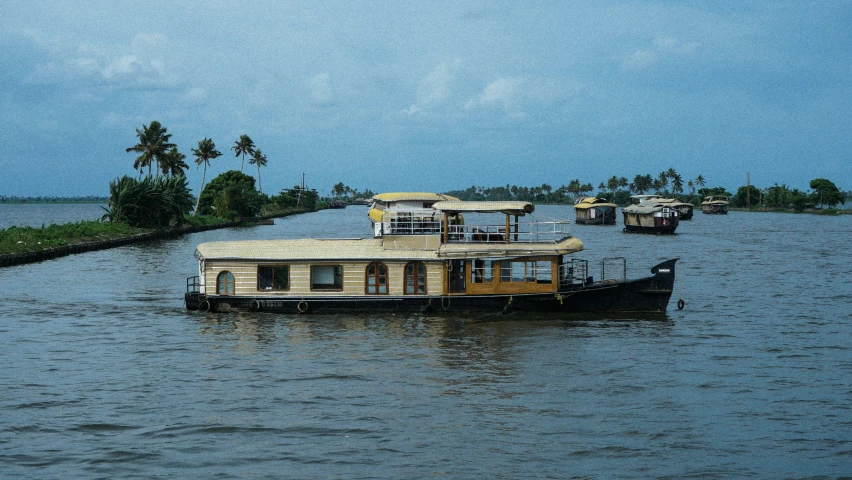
[1,205,850,478]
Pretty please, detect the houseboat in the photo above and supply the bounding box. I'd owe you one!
[573,197,617,225]
[650,197,694,220]
[622,195,679,234]
[701,195,729,214]
[185,194,679,316]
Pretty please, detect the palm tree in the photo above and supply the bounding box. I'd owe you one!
[695,175,707,197]
[191,138,222,214]
[126,121,176,178]
[161,147,189,177]
[607,176,619,195]
[232,134,255,173]
[657,171,669,195]
[248,148,268,194]
[687,180,695,195]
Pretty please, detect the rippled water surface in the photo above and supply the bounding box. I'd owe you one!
[2,206,851,478]
[0,203,106,229]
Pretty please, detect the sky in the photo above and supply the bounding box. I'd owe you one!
[1,1,850,198]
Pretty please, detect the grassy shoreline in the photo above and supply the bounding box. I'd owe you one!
[0,207,313,256]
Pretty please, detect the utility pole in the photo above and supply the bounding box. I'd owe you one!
[746,172,751,209]
[297,172,305,206]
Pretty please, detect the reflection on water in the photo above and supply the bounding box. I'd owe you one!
[1,207,851,478]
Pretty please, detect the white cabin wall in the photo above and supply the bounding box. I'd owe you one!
[204,260,445,297]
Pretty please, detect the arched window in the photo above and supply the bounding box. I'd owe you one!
[405,261,427,294]
[366,262,388,294]
[217,271,235,295]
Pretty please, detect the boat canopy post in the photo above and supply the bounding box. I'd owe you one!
[505,214,510,244]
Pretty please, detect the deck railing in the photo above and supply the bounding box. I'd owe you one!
[375,210,571,243]
[186,275,200,294]
[445,221,571,243]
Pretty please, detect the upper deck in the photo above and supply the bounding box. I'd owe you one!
[368,196,574,245]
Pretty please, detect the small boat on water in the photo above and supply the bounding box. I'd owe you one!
[701,195,729,214]
[622,195,679,234]
[185,193,678,316]
[573,197,617,225]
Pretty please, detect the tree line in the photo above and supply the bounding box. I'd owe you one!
[443,170,847,211]
[444,170,715,206]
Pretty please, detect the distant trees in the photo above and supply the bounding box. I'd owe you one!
[732,185,762,208]
[809,178,844,208]
[196,170,263,218]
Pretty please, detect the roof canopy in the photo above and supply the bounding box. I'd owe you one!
[371,192,459,202]
[575,197,617,208]
[431,200,535,216]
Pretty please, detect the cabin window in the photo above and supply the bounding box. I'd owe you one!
[500,260,552,284]
[257,265,289,291]
[405,261,427,294]
[311,265,343,291]
[472,259,495,284]
[216,271,235,295]
[366,262,388,294]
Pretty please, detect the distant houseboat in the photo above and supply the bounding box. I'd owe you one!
[651,198,694,220]
[622,195,679,234]
[574,197,617,225]
[185,193,679,316]
[701,195,729,214]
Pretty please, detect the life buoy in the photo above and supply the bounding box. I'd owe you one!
[199,299,211,312]
[249,299,261,312]
[297,300,308,313]
[677,298,685,310]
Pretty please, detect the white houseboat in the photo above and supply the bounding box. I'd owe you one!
[185,194,678,315]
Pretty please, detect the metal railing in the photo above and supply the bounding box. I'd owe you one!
[186,275,200,294]
[601,257,626,283]
[559,258,589,287]
[446,221,571,243]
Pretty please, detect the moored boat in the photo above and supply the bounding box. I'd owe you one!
[574,197,617,225]
[701,195,729,214]
[185,194,679,316]
[622,195,679,234]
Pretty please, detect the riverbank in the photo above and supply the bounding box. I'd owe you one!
[0,209,313,268]
[728,207,851,214]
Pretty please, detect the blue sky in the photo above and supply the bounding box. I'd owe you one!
[1,1,850,198]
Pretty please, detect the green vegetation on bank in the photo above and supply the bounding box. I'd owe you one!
[0,220,148,255]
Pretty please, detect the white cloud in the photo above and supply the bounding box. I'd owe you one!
[465,77,523,111]
[182,87,207,103]
[621,35,700,71]
[406,61,460,115]
[24,31,177,88]
[308,73,333,105]
[621,49,657,71]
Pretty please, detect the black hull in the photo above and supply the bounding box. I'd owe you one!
[623,225,677,234]
[186,259,679,317]
[575,218,617,225]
